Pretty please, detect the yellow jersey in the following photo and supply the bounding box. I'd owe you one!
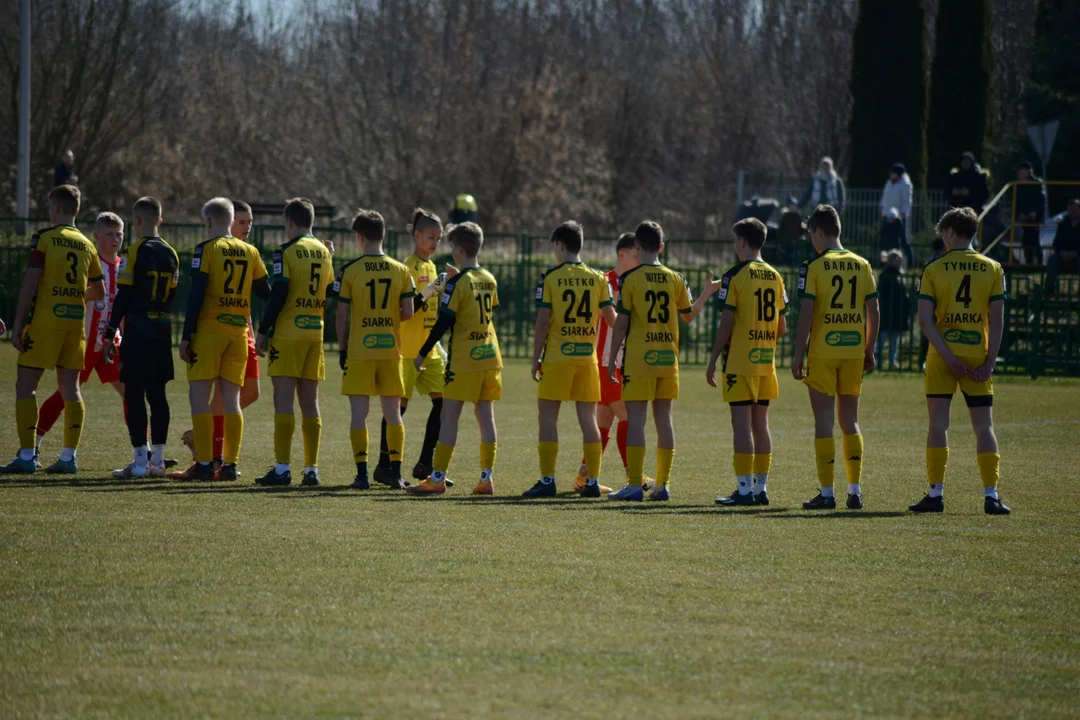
[336,254,416,360]
[27,225,103,332]
[191,236,268,337]
[918,248,1006,359]
[617,263,693,378]
[400,253,439,358]
[270,235,333,341]
[536,261,614,366]
[440,267,502,373]
[718,259,788,376]
[798,248,877,358]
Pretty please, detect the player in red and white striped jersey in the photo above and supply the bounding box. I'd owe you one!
[35,213,127,454]
[575,233,647,490]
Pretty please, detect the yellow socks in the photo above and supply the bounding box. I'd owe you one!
[752,453,772,494]
[350,428,369,466]
[301,417,321,468]
[479,441,497,471]
[192,412,214,463]
[843,434,864,495]
[432,442,454,482]
[62,401,85,453]
[977,452,1000,488]
[274,413,295,465]
[582,441,602,480]
[656,447,674,487]
[927,446,948,496]
[626,445,646,486]
[386,423,405,467]
[16,398,38,452]
[734,452,754,494]
[538,441,558,478]
[223,413,243,464]
[814,437,835,493]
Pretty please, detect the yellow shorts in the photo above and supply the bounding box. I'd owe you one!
[18,326,85,371]
[443,368,502,403]
[538,363,600,403]
[621,373,679,402]
[342,357,404,397]
[187,332,249,386]
[925,352,993,404]
[268,338,325,381]
[403,352,446,398]
[804,356,864,397]
[722,372,779,405]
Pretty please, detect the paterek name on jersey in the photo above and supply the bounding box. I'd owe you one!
[749,268,779,281]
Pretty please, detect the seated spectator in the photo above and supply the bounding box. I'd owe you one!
[1014,162,1046,265]
[776,196,805,266]
[1047,198,1080,295]
[876,250,909,370]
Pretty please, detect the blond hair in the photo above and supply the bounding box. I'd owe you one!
[885,249,904,270]
[202,197,235,226]
[95,212,124,231]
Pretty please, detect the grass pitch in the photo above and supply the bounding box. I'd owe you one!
[0,343,1078,718]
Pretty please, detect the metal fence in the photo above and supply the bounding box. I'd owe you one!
[1,245,1077,378]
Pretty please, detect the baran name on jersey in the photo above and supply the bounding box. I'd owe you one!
[822,259,860,271]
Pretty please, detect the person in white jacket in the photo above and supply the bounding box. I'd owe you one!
[879,162,914,266]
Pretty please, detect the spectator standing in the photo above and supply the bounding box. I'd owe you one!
[876,250,909,370]
[777,196,805,266]
[880,208,910,266]
[879,163,914,267]
[53,150,78,187]
[947,151,991,213]
[1046,198,1080,295]
[799,157,845,215]
[918,236,947,369]
[1013,162,1046,265]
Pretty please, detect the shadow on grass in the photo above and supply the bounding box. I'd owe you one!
[0,476,171,489]
[759,510,908,520]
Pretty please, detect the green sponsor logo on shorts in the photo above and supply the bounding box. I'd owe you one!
[644,349,677,366]
[363,334,396,349]
[749,347,774,364]
[294,314,323,330]
[217,313,247,327]
[560,342,594,357]
[52,303,84,320]
[944,329,982,345]
[470,344,498,361]
[825,330,862,347]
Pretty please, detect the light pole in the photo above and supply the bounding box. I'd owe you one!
[16,0,31,228]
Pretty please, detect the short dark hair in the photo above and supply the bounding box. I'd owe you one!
[412,207,443,234]
[448,222,484,257]
[232,199,252,215]
[352,209,385,242]
[284,197,315,228]
[807,205,841,238]
[132,196,162,221]
[634,220,664,253]
[931,236,946,253]
[615,232,637,252]
[49,185,80,216]
[936,207,979,240]
[551,221,583,253]
[732,218,767,249]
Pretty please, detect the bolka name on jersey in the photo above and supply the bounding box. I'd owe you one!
[362,316,394,328]
[364,260,390,271]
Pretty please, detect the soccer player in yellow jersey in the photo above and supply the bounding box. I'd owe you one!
[606,220,721,501]
[3,185,105,474]
[253,198,333,488]
[178,198,270,481]
[707,218,788,506]
[523,221,616,499]
[335,209,416,490]
[373,208,457,487]
[407,222,502,496]
[792,205,879,510]
[909,207,1010,515]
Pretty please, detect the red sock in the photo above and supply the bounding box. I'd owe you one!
[600,427,611,452]
[37,391,66,438]
[616,420,628,468]
[212,414,225,460]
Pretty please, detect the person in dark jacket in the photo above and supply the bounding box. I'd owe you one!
[53,150,77,187]
[1014,162,1046,264]
[1047,198,1080,294]
[776,196,805,266]
[876,250,909,370]
[947,151,991,214]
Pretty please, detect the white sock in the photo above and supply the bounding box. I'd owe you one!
[586,477,598,486]
[134,446,149,467]
[19,448,35,461]
[35,436,43,452]
[984,486,998,499]
[736,474,753,495]
[303,466,316,474]
[59,448,76,462]
[820,486,835,498]
[848,483,861,496]
[928,483,943,498]
[432,470,446,483]
[540,476,554,485]
[151,444,165,466]
[752,474,768,494]
[275,463,290,474]
[480,468,493,482]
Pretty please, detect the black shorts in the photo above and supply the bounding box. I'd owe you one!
[119,334,174,385]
